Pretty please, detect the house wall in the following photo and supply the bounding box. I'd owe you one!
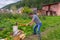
[57,3,60,16]
[50,4,58,16]
[42,6,48,11]
[50,4,58,12]
[42,6,49,15]
[42,3,60,16]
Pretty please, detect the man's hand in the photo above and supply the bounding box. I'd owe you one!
[26,24,29,26]
[29,23,33,26]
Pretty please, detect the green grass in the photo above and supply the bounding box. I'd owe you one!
[0,13,60,40]
[42,23,60,40]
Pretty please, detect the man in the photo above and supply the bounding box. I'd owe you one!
[26,13,42,35]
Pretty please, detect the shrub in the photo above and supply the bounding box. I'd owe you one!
[23,7,32,14]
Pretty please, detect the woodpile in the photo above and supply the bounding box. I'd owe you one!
[13,30,25,40]
[11,30,25,40]
[4,29,25,40]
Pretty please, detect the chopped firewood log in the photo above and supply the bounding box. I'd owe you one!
[10,30,25,40]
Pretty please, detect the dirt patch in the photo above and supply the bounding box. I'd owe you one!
[24,35,38,40]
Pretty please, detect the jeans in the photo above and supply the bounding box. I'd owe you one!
[33,23,42,34]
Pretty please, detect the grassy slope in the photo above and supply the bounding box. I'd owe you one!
[41,22,60,40]
[0,13,60,40]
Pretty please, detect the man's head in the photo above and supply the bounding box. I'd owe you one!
[28,13,33,18]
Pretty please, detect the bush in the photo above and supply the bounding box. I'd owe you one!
[23,7,32,14]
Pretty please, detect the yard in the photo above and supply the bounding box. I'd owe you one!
[0,13,60,40]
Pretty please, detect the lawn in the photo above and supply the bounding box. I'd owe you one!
[0,13,60,40]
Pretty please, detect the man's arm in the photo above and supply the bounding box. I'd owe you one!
[27,18,34,26]
[29,18,34,25]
